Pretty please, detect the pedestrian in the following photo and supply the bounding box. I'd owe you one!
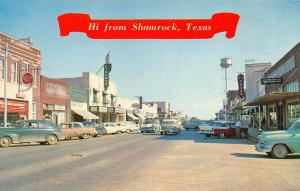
[261,117,266,130]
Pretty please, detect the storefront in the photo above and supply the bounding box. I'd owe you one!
[0,99,28,125]
[71,101,98,122]
[246,92,300,130]
[89,106,107,123]
[115,107,126,123]
[40,76,69,125]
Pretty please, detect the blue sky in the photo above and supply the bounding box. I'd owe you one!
[1,0,300,119]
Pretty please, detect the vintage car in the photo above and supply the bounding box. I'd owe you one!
[255,120,300,159]
[161,119,180,135]
[213,121,246,138]
[101,123,122,134]
[198,120,215,137]
[60,122,97,139]
[141,121,161,133]
[0,120,65,147]
[82,122,107,136]
[124,121,139,132]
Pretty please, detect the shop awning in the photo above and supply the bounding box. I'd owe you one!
[127,113,139,120]
[133,112,145,121]
[72,109,98,120]
[245,92,300,106]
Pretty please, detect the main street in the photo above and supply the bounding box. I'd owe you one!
[0,131,299,191]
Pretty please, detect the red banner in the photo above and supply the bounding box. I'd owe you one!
[58,12,240,39]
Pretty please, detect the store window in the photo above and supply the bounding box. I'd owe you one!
[283,80,299,92]
[32,67,38,86]
[287,103,300,127]
[93,89,98,103]
[32,102,37,119]
[268,105,277,130]
[11,61,18,82]
[0,58,4,79]
[268,56,295,78]
[22,64,29,73]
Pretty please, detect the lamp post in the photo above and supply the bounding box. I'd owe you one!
[3,37,32,128]
[220,57,232,120]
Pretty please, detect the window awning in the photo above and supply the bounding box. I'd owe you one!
[245,92,300,106]
[127,113,139,120]
[72,109,98,120]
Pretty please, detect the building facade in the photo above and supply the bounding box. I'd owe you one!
[40,76,69,125]
[0,32,41,124]
[247,43,300,130]
[59,72,118,123]
[144,101,170,121]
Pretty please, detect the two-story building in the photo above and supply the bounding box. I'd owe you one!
[59,72,118,123]
[0,32,41,124]
[246,42,300,130]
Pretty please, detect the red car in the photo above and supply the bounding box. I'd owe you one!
[213,121,248,139]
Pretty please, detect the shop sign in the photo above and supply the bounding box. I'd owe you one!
[237,74,245,99]
[90,106,98,113]
[99,106,107,113]
[0,99,28,113]
[107,107,115,113]
[22,72,33,85]
[261,77,282,85]
[54,105,66,110]
[45,82,68,99]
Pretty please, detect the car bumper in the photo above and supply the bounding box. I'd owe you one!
[198,131,213,135]
[162,130,178,134]
[255,143,272,152]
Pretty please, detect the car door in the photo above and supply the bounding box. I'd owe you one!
[289,125,300,153]
[73,123,83,137]
[19,122,41,142]
[37,121,55,141]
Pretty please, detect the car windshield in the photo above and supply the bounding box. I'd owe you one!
[289,121,300,131]
[163,121,176,124]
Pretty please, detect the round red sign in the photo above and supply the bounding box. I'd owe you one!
[22,72,33,85]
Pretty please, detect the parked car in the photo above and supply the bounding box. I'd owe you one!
[0,120,65,147]
[60,122,97,139]
[141,121,161,133]
[116,123,128,133]
[198,120,215,137]
[255,120,300,159]
[161,119,180,135]
[212,121,240,138]
[101,123,122,134]
[82,122,107,136]
[124,121,139,132]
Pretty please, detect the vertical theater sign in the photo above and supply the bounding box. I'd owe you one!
[237,74,245,99]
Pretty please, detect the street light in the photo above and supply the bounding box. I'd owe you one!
[220,57,232,120]
[3,37,32,128]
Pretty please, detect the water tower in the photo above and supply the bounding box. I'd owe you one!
[220,57,232,120]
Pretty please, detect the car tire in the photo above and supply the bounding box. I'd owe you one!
[80,134,90,139]
[0,137,11,147]
[271,144,288,159]
[47,135,58,145]
[141,131,144,133]
[219,133,225,139]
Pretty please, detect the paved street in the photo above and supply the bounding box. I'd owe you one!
[0,131,299,191]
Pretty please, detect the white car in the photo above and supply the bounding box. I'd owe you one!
[124,121,139,132]
[116,123,128,133]
[161,119,180,135]
[198,120,234,138]
[101,123,121,134]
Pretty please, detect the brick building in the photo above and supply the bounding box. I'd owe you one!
[40,76,69,125]
[0,32,41,124]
